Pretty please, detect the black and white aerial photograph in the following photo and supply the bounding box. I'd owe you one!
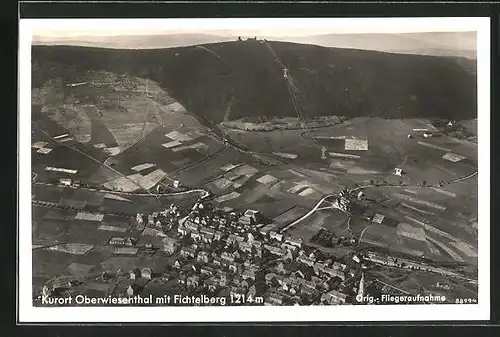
[18,17,490,322]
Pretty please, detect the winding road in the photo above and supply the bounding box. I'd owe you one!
[33,181,210,199]
[278,194,335,233]
[351,169,478,193]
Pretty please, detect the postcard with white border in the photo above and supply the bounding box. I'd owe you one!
[18,17,490,322]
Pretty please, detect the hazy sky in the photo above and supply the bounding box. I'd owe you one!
[28,18,480,38]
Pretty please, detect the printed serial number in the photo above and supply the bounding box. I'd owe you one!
[455,298,477,304]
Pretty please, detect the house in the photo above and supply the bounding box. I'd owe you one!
[264,244,285,257]
[265,272,277,285]
[238,215,253,226]
[232,250,242,260]
[325,267,345,281]
[141,268,152,279]
[200,266,215,276]
[51,279,72,291]
[247,232,255,242]
[229,286,245,297]
[300,283,319,298]
[177,225,188,236]
[41,285,52,297]
[109,237,126,246]
[240,279,250,289]
[242,269,256,280]
[229,234,246,245]
[129,268,141,280]
[187,275,200,288]
[197,251,211,263]
[284,248,294,262]
[244,262,260,272]
[202,232,214,244]
[160,272,172,282]
[265,293,284,306]
[334,196,351,212]
[219,273,229,287]
[332,262,346,271]
[294,266,313,280]
[213,256,223,266]
[281,242,297,252]
[180,246,197,258]
[372,213,385,224]
[288,286,298,296]
[239,241,253,253]
[313,262,346,280]
[285,236,303,248]
[229,262,242,273]
[200,227,215,235]
[226,234,238,245]
[191,231,202,241]
[204,277,218,292]
[269,231,283,242]
[221,252,235,264]
[59,178,72,186]
[184,219,199,232]
[259,228,270,237]
[275,262,287,275]
[394,168,403,176]
[162,237,179,254]
[321,289,347,305]
[297,255,315,267]
[252,240,263,249]
[320,281,331,291]
[214,231,223,241]
[174,260,181,269]
[244,209,261,218]
[127,284,141,297]
[231,275,242,287]
[287,276,303,288]
[311,275,323,284]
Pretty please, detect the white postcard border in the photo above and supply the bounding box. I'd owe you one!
[18,17,490,322]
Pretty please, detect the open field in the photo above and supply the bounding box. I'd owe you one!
[287,211,330,241]
[272,206,309,230]
[103,126,226,189]
[361,224,431,258]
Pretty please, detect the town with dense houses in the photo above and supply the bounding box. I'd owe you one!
[37,188,476,307]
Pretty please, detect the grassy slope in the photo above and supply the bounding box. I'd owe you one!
[32,41,476,124]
